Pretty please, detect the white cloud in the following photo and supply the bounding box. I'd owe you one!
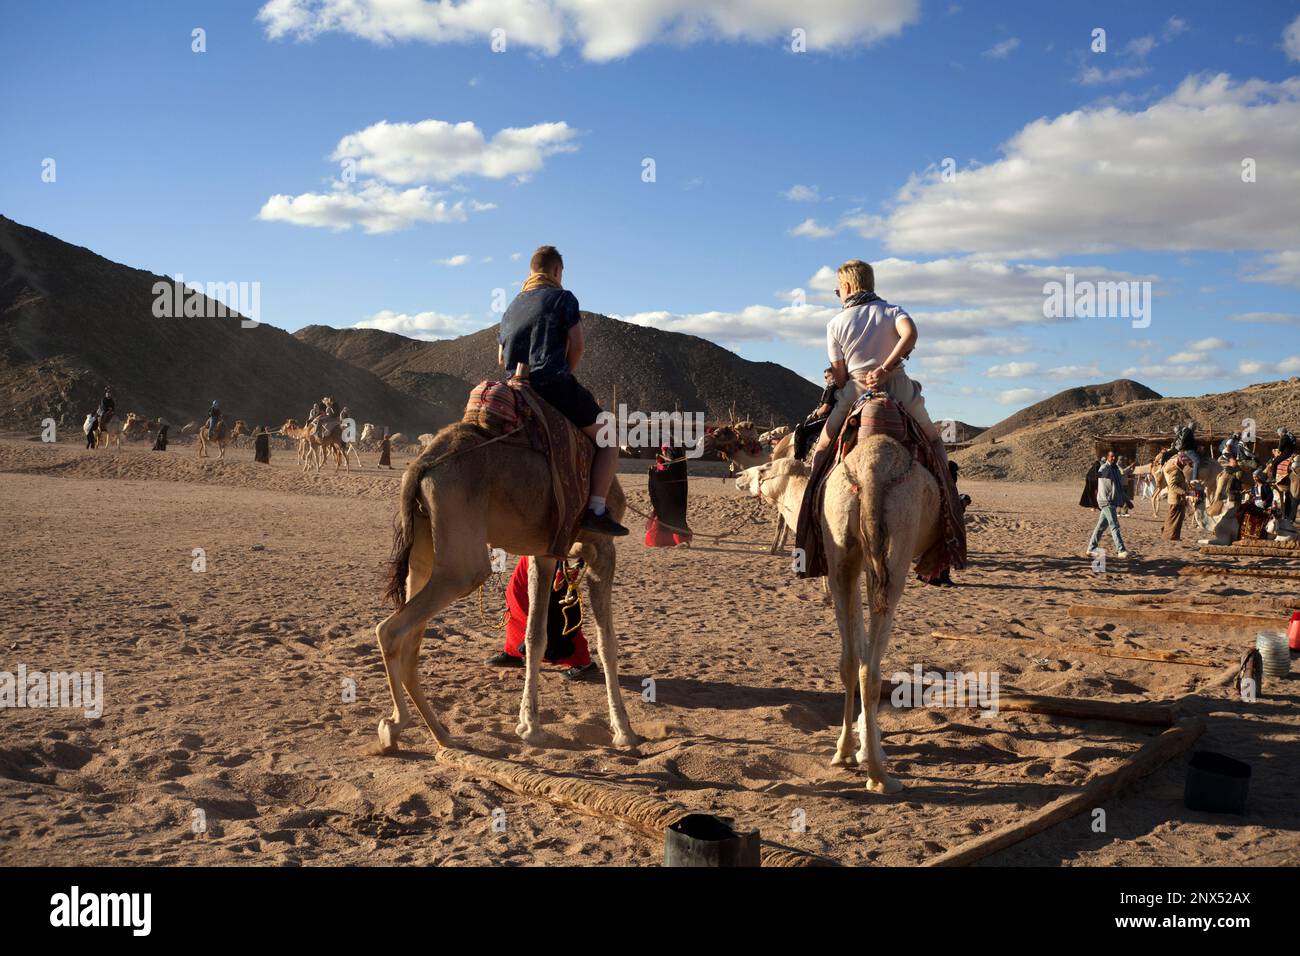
[987,361,1039,378]
[434,254,471,266]
[1286,14,1300,62]
[354,309,478,340]
[983,37,1019,59]
[333,119,579,184]
[1239,356,1300,376]
[1121,363,1225,380]
[998,387,1049,405]
[784,184,822,202]
[885,74,1300,258]
[258,0,921,61]
[1244,250,1300,288]
[257,182,493,233]
[1046,365,1103,379]
[1229,311,1300,325]
[789,217,837,239]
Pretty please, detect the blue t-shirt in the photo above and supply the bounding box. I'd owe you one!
[498,287,581,385]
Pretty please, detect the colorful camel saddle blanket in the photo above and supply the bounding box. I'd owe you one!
[795,392,967,580]
[463,378,594,558]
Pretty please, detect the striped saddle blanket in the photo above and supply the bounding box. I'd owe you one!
[463,379,594,558]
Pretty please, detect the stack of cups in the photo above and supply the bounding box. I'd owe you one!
[1256,631,1290,679]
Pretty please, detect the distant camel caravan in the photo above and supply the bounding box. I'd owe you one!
[375,423,637,754]
[279,418,353,473]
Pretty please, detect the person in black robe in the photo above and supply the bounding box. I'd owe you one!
[1079,459,1100,510]
[645,444,692,546]
[793,367,838,460]
[151,421,169,451]
[378,429,393,469]
[254,426,271,464]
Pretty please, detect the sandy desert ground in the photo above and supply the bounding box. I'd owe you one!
[1,433,1297,867]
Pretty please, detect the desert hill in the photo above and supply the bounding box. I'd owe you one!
[296,314,822,426]
[973,379,1162,444]
[954,378,1300,481]
[0,215,456,433]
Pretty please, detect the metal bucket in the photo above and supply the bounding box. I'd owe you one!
[664,814,761,867]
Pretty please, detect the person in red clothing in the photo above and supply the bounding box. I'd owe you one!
[483,556,596,680]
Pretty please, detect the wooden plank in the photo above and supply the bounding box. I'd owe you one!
[925,717,1204,867]
[882,679,1175,727]
[1178,564,1300,581]
[1067,603,1284,630]
[1200,544,1300,559]
[930,629,1221,669]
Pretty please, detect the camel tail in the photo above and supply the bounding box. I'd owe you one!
[385,461,425,609]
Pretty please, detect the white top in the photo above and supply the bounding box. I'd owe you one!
[826,297,912,375]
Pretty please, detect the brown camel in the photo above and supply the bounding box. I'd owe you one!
[120,412,157,442]
[702,421,767,473]
[820,434,941,793]
[197,419,247,459]
[279,418,350,473]
[374,423,637,753]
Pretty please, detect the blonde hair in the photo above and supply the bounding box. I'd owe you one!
[837,259,875,294]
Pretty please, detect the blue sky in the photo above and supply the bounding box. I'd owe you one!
[2,0,1299,426]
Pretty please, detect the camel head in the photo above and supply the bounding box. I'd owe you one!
[360,423,376,443]
[704,425,740,457]
[735,463,767,496]
[231,419,249,438]
[280,418,301,434]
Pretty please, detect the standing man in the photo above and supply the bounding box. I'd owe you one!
[1086,450,1130,558]
[378,428,393,469]
[1163,451,1191,540]
[254,425,271,464]
[497,245,628,536]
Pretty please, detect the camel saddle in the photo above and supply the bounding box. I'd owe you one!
[795,391,967,580]
[463,378,594,558]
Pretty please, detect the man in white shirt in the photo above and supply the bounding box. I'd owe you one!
[815,260,945,474]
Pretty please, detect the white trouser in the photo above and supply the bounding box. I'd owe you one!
[822,367,939,445]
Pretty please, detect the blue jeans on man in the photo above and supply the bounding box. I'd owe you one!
[1088,505,1126,554]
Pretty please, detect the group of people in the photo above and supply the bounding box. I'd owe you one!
[1083,422,1298,555]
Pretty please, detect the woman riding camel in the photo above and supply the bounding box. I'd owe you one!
[814,259,955,496]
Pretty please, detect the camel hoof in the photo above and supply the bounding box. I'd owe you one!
[515,722,545,745]
[830,752,858,768]
[377,718,401,752]
[866,775,903,794]
[612,731,641,750]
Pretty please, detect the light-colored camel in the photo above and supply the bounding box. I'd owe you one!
[736,457,808,554]
[94,418,122,450]
[120,412,157,442]
[758,425,791,446]
[820,434,941,793]
[280,418,351,473]
[375,423,637,753]
[197,419,247,459]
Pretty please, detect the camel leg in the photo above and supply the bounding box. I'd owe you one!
[770,516,785,555]
[376,507,484,751]
[825,530,863,768]
[858,603,902,793]
[583,540,639,749]
[516,555,557,744]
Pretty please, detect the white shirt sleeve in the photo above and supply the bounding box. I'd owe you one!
[826,316,844,365]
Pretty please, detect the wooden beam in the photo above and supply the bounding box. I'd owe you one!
[1067,603,1284,630]
[930,629,1221,669]
[1179,564,1300,581]
[883,679,1176,727]
[1200,544,1300,559]
[924,716,1204,867]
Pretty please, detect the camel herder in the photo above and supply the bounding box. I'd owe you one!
[1163,451,1191,540]
[497,244,628,537]
[378,428,392,469]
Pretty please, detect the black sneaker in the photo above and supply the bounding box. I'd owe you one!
[483,652,524,668]
[580,508,630,537]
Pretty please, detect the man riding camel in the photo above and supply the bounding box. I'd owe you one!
[204,399,222,436]
[497,244,628,537]
[813,259,957,502]
[96,386,116,432]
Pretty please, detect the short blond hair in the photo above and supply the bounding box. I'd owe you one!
[837,259,874,294]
